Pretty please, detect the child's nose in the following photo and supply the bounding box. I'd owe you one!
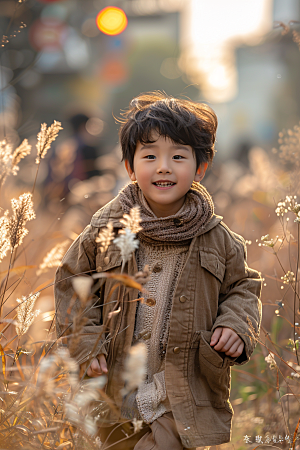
[157,158,172,174]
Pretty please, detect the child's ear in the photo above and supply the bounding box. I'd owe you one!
[125,160,136,182]
[194,162,208,182]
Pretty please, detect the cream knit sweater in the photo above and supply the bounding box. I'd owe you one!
[121,194,190,423]
[134,238,189,423]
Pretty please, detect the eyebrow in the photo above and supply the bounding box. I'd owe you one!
[139,143,190,151]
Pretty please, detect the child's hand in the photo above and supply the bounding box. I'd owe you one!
[210,327,244,357]
[80,354,108,378]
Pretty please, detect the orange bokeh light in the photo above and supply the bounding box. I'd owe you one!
[96,6,128,36]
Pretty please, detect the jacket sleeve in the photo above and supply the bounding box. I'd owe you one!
[211,225,262,365]
[54,224,107,365]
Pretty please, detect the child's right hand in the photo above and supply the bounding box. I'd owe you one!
[81,354,108,378]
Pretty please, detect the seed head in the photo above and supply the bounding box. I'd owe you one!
[36,120,63,164]
[0,212,10,262]
[72,276,93,305]
[265,352,277,371]
[120,206,142,234]
[121,342,147,395]
[0,140,13,186]
[11,139,31,175]
[15,292,40,336]
[7,193,35,250]
[0,139,31,187]
[37,239,70,275]
[95,221,114,253]
[113,228,139,270]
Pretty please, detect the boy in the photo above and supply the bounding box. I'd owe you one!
[55,92,262,450]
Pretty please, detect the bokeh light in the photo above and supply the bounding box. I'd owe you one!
[96,7,128,36]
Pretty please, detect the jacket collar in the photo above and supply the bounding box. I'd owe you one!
[91,195,223,236]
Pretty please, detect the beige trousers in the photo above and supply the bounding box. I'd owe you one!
[99,412,196,450]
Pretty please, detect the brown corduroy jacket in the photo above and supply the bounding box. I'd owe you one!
[55,195,262,448]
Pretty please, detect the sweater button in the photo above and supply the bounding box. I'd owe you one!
[152,262,162,273]
[179,295,188,303]
[146,298,156,307]
[173,347,180,354]
[104,256,110,265]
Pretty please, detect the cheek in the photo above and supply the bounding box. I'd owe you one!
[136,163,151,179]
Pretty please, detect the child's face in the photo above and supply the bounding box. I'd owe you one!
[125,134,207,217]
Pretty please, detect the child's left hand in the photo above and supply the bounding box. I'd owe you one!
[210,327,244,357]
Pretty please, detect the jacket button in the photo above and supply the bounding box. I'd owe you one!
[97,266,102,272]
[173,347,180,354]
[173,218,182,227]
[142,332,151,340]
[179,295,188,303]
[146,298,156,307]
[104,256,110,265]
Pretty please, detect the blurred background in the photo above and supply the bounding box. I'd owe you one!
[1,1,299,212]
[1,1,300,447]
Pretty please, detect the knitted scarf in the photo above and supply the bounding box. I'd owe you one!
[118,181,214,243]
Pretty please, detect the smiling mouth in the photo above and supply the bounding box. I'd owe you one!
[153,181,176,187]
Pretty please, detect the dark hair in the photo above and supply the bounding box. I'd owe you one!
[118,91,218,171]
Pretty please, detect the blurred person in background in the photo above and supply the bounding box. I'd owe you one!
[69,113,102,180]
[43,112,105,205]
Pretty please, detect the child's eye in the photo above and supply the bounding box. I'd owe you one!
[145,155,156,159]
[173,155,184,160]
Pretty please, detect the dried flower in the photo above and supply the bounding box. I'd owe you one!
[121,342,147,395]
[259,234,278,248]
[274,21,290,35]
[72,276,93,305]
[265,352,277,370]
[108,307,121,319]
[247,316,259,344]
[120,206,142,234]
[134,265,151,286]
[64,376,105,435]
[11,139,31,174]
[289,361,300,379]
[84,416,97,436]
[275,195,300,218]
[0,140,13,186]
[0,212,10,262]
[95,437,102,448]
[15,292,40,336]
[73,376,106,409]
[113,228,139,270]
[65,402,80,425]
[36,120,63,164]
[291,371,300,379]
[281,271,296,285]
[293,30,300,49]
[7,193,35,250]
[132,418,143,433]
[37,239,70,275]
[56,347,79,389]
[0,139,31,187]
[95,221,114,253]
[37,355,57,395]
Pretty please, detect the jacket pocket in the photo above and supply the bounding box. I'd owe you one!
[96,248,123,273]
[199,248,226,284]
[188,330,231,408]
